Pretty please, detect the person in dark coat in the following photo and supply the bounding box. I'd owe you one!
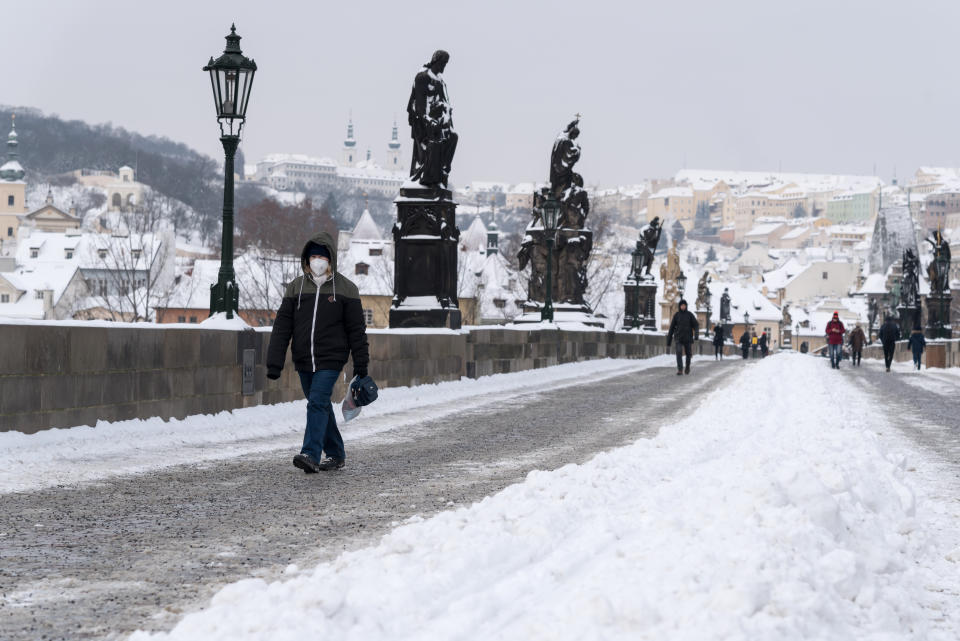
[877,316,900,372]
[712,324,724,360]
[739,329,751,359]
[825,311,846,369]
[759,331,769,357]
[848,323,866,367]
[666,299,699,375]
[908,327,926,370]
[267,231,370,473]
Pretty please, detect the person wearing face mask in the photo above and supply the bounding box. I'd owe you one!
[266,231,370,473]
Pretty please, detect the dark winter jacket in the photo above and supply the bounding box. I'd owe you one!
[712,326,724,346]
[759,333,768,351]
[908,331,926,354]
[266,231,370,378]
[878,320,900,345]
[849,327,866,351]
[666,305,699,345]
[825,318,845,345]
[739,331,751,350]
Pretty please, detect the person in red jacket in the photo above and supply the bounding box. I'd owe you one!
[825,311,846,369]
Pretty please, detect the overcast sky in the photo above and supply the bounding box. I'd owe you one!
[3,0,960,188]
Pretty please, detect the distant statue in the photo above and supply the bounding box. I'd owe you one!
[868,297,878,330]
[559,173,590,229]
[720,287,731,322]
[901,247,920,309]
[696,272,711,310]
[925,230,952,295]
[407,50,458,188]
[550,119,581,197]
[782,303,792,328]
[660,240,682,304]
[636,217,662,279]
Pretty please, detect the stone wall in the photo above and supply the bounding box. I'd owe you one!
[861,338,960,368]
[0,322,735,434]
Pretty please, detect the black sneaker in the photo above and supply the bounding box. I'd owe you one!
[317,457,345,471]
[293,453,320,474]
[684,365,690,374]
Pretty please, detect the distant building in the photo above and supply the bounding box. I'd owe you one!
[0,116,28,248]
[23,190,82,233]
[254,118,405,197]
[71,166,145,211]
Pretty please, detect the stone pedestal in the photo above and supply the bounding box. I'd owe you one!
[898,305,920,335]
[390,185,461,329]
[696,309,710,336]
[622,279,657,330]
[518,226,602,326]
[924,294,952,339]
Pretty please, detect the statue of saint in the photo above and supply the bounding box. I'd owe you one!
[868,297,878,330]
[560,173,590,229]
[636,217,662,279]
[550,119,581,197]
[406,50,458,188]
[782,303,792,328]
[925,230,952,295]
[696,272,711,310]
[901,247,921,308]
[720,287,732,322]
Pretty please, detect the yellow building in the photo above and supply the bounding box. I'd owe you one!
[647,186,694,227]
[0,117,28,248]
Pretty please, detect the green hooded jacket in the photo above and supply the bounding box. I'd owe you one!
[266,231,369,376]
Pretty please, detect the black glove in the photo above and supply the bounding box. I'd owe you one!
[267,367,281,380]
[353,367,368,379]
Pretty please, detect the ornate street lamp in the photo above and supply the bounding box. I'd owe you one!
[676,271,687,320]
[743,310,750,336]
[541,195,560,322]
[795,321,800,351]
[204,24,257,318]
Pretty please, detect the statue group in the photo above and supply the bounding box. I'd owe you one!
[517,118,598,322]
[390,50,461,329]
[923,230,953,338]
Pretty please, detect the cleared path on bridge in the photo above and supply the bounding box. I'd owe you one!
[0,357,740,641]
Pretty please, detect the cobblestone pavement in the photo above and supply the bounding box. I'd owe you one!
[0,359,741,640]
[843,360,960,471]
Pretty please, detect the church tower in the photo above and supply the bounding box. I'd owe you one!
[0,115,28,245]
[341,116,357,167]
[386,120,402,171]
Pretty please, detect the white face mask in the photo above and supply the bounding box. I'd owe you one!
[309,256,329,279]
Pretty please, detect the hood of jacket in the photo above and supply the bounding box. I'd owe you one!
[301,230,338,275]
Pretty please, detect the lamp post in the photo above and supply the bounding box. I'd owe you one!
[795,321,800,351]
[744,310,751,343]
[204,24,256,319]
[541,195,559,322]
[630,243,643,329]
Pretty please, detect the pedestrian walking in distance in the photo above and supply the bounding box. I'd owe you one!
[759,331,769,358]
[848,323,866,367]
[750,332,758,358]
[712,324,724,360]
[266,231,370,474]
[666,299,699,375]
[739,328,751,360]
[908,326,926,370]
[825,311,845,369]
[877,316,901,372]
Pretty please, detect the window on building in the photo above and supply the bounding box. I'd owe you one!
[7,195,13,206]
[30,249,38,258]
[6,227,11,237]
[177,315,186,323]
[132,249,142,260]
[493,298,506,309]
[355,262,369,275]
[98,249,107,259]
[822,271,828,280]
[98,280,107,296]
[189,316,198,323]
[0,294,8,303]
[369,247,383,256]
[363,308,374,326]
[35,290,43,299]
[65,250,73,259]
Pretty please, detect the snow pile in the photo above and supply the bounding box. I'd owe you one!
[0,356,680,494]
[133,353,960,640]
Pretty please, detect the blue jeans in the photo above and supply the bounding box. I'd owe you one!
[297,370,345,462]
[828,343,841,367]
